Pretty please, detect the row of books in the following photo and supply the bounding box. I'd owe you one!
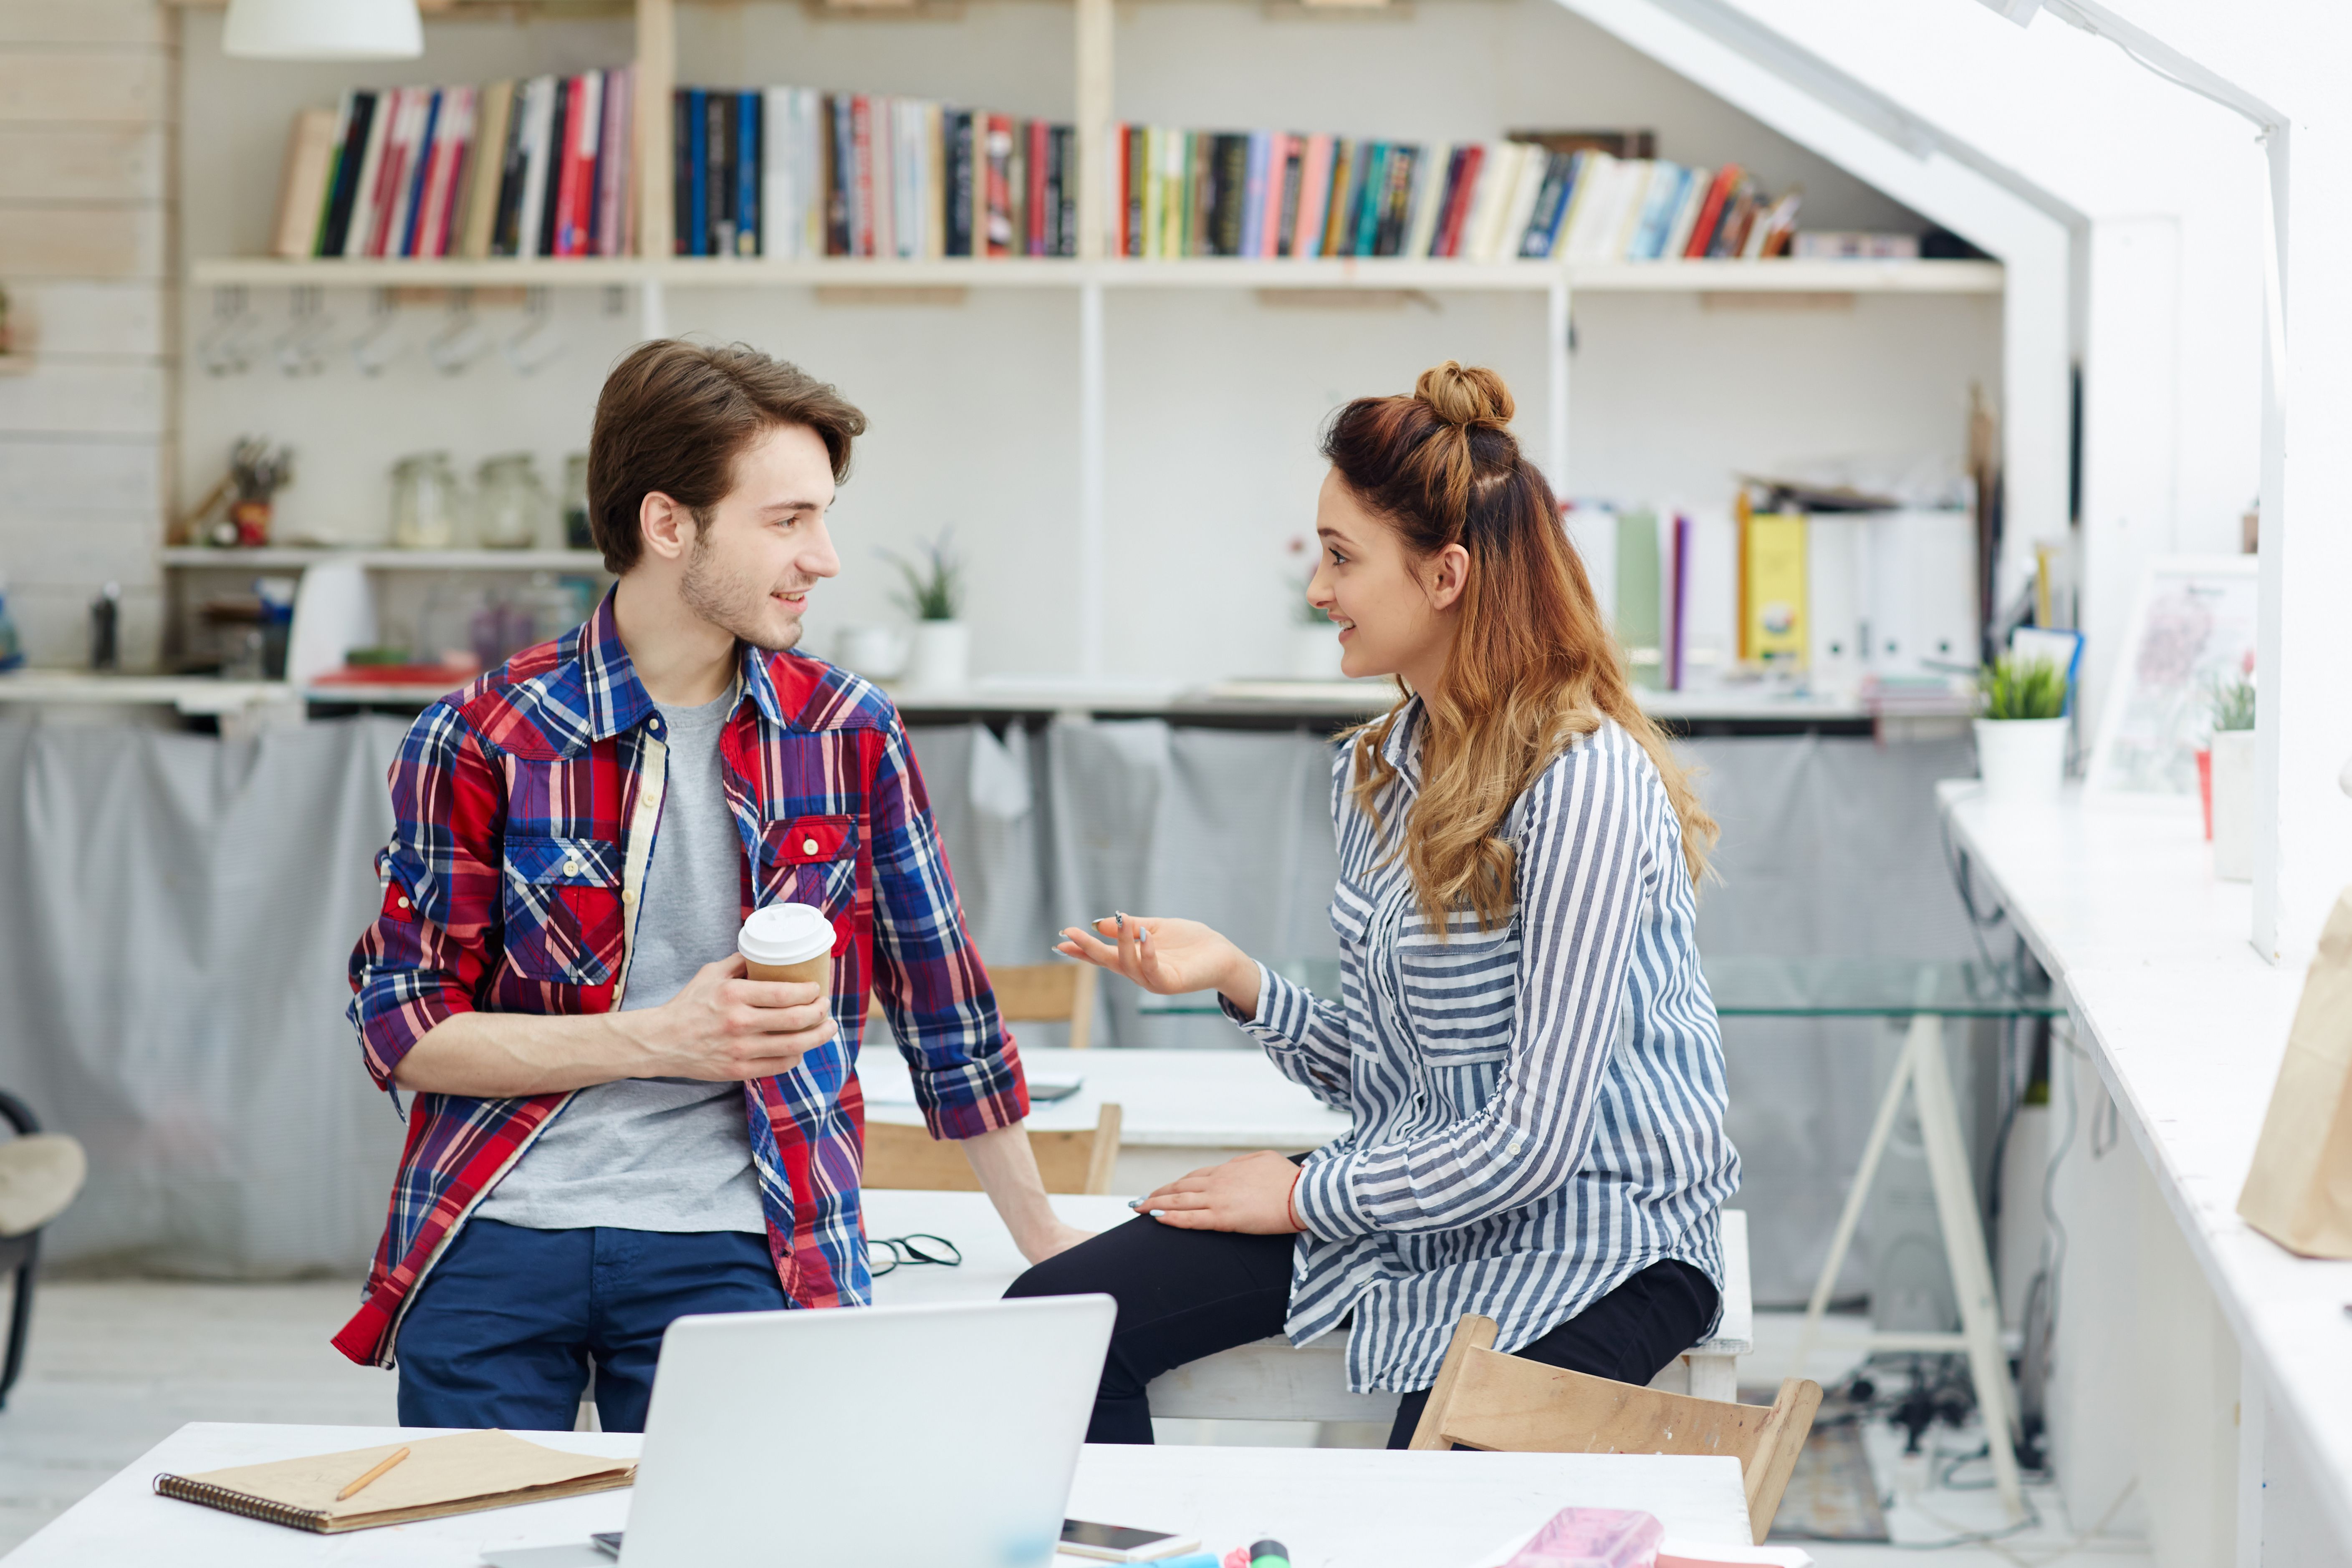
[673,88,1080,260]
[270,70,637,260]
[733,93,1804,263]
[1108,134,1799,262]
[270,77,1817,265]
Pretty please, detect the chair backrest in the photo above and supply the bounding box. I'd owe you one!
[1408,1314,1821,1545]
[868,963,1098,1050]
[863,1103,1123,1195]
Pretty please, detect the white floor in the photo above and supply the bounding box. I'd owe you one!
[0,1280,2155,1568]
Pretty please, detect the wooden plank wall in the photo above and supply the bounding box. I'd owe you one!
[0,0,174,667]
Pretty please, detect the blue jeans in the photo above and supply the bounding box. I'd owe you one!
[395,1218,786,1432]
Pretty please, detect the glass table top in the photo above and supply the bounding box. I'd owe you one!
[1135,955,2059,1018]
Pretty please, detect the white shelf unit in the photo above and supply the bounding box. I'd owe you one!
[179,0,2005,680]
[185,256,2003,295]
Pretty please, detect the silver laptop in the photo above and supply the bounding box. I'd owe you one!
[483,1295,1115,1568]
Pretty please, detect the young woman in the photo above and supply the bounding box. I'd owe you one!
[1006,361,1740,1450]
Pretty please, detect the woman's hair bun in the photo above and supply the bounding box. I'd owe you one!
[1415,361,1514,430]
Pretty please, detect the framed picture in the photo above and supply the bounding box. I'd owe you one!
[2084,555,2258,807]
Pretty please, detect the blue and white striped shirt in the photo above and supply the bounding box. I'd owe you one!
[1226,699,1739,1394]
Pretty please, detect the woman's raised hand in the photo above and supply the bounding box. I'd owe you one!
[1054,914,1254,1004]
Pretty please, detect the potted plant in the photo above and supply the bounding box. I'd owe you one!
[2204,675,2256,881]
[1285,535,1345,680]
[885,532,966,692]
[1973,653,2069,803]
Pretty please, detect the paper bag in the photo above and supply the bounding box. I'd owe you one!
[2238,886,2352,1256]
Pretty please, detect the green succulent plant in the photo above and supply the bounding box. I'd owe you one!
[1978,654,2068,721]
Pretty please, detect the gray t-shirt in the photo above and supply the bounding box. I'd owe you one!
[477,688,768,1234]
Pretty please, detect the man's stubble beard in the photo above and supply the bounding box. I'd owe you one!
[680,529,803,654]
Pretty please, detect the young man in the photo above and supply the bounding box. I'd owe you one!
[339,340,1088,1429]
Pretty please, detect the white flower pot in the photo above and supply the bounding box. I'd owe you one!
[904,619,970,692]
[1974,717,2069,804]
[1288,622,1347,681]
[832,623,909,681]
[2211,728,2255,882]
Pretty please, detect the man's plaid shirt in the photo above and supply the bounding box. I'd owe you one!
[334,591,1027,1368]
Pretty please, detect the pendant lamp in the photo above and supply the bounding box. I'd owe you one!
[223,0,424,60]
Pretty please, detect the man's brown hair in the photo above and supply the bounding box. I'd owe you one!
[587,339,867,573]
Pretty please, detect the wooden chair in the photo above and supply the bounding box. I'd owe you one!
[869,962,1099,1050]
[864,1103,1123,1195]
[1407,1313,1822,1545]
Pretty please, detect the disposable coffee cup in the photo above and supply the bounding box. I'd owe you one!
[739,902,833,987]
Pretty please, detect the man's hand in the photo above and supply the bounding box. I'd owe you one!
[1134,1151,1304,1235]
[626,954,836,1081]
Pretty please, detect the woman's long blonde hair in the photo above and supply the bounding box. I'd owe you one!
[1324,362,1716,932]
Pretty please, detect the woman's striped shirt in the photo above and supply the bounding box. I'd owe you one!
[1225,699,1740,1394]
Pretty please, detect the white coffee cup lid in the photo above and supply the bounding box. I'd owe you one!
[739,902,833,966]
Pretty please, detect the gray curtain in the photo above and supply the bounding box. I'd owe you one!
[0,715,1983,1301]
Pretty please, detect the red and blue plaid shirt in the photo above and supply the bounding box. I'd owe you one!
[335,591,1026,1368]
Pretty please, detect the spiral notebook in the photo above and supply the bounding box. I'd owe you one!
[152,1429,634,1534]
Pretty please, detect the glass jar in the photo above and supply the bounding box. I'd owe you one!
[510,571,586,648]
[561,452,592,551]
[476,453,551,550]
[390,452,460,550]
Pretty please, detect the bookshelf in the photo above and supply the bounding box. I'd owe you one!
[178,0,2006,684]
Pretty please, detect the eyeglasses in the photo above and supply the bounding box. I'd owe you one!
[866,1232,963,1277]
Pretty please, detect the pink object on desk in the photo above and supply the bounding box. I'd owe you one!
[1501,1507,1664,1568]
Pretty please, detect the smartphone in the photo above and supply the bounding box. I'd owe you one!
[1059,1519,1200,1561]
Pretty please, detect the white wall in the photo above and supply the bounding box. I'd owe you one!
[0,0,174,669]
[1713,0,2266,743]
[176,1,2001,686]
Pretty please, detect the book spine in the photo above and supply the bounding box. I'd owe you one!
[341,89,392,257]
[271,106,340,260]
[1375,144,1413,257]
[557,73,599,258]
[1436,144,1481,259]
[1237,131,1266,260]
[1319,139,1357,259]
[736,90,760,256]
[1213,133,1245,257]
[425,86,475,258]
[538,76,571,260]
[1184,130,1206,257]
[361,87,405,258]
[597,68,632,258]
[672,88,692,255]
[683,87,707,256]
[1271,134,1300,258]
[320,90,376,257]
[1687,166,1738,258]
[1354,142,1385,257]
[825,94,850,255]
[1129,124,1147,257]
[707,90,733,257]
[1291,134,1332,259]
[1020,119,1043,256]
[548,75,581,257]
[849,95,874,257]
[766,87,800,260]
[396,89,442,258]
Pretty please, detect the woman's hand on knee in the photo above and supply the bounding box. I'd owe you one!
[1054,915,1256,1006]
[1133,1151,1304,1235]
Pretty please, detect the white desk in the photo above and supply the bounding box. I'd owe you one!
[1939,782,2352,1562]
[6,1422,1757,1568]
[858,1046,1355,1190]
[862,1191,1752,1424]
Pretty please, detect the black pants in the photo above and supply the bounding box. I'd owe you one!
[1006,1214,1718,1450]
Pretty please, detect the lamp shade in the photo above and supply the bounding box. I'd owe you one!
[223,0,423,60]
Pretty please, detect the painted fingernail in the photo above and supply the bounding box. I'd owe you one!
[1115,912,1127,932]
[1126,1199,1142,1209]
